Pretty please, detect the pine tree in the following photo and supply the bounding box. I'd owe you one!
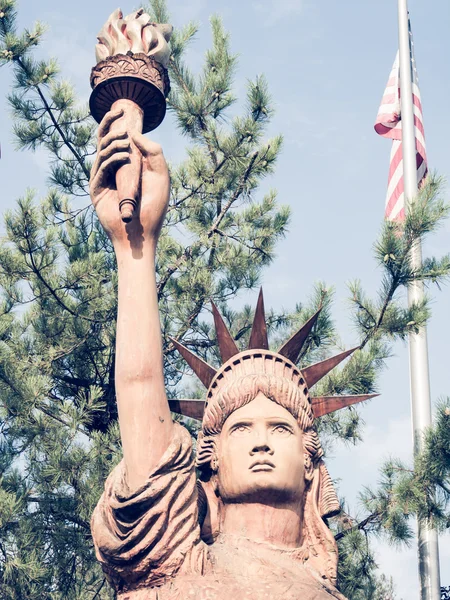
[0,1,449,598]
[330,181,450,595]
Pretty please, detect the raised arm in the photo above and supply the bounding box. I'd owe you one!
[90,107,174,490]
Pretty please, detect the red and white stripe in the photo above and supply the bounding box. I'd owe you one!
[374,32,427,222]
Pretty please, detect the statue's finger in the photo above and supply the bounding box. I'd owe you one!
[99,139,131,163]
[98,129,129,152]
[91,152,131,193]
[97,108,125,142]
[99,152,131,177]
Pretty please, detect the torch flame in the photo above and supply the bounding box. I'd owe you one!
[95,8,173,68]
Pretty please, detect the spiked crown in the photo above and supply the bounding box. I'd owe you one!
[169,289,377,421]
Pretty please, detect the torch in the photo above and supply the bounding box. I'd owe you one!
[89,8,172,223]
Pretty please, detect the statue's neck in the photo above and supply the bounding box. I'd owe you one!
[219,500,304,549]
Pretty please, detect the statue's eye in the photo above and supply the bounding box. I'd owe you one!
[230,424,250,435]
[272,424,292,435]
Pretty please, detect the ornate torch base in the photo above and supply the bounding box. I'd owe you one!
[89,52,170,133]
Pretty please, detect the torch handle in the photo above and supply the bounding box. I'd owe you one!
[110,99,145,223]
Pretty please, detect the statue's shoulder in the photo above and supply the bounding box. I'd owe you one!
[92,421,202,592]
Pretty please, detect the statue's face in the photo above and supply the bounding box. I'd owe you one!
[217,392,305,503]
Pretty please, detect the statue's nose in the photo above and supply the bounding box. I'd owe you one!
[249,429,274,455]
[250,442,273,455]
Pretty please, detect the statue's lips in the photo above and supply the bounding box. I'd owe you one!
[249,460,275,472]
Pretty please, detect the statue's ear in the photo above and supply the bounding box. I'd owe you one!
[196,431,217,473]
[210,451,219,473]
[304,453,314,483]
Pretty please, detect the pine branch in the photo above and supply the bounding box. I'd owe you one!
[207,149,260,236]
[92,578,106,599]
[334,511,382,541]
[22,225,104,324]
[158,145,270,298]
[14,56,90,179]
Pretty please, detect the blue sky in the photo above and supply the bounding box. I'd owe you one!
[0,0,449,596]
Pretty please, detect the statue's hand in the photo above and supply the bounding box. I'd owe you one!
[90,108,170,249]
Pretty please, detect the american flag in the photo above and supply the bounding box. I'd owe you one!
[374,24,427,222]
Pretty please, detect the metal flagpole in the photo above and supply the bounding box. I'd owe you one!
[397,1,441,598]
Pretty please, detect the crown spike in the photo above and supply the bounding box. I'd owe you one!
[311,394,379,418]
[211,302,240,363]
[302,346,359,389]
[278,308,322,364]
[170,337,217,389]
[248,288,269,350]
[168,398,205,421]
